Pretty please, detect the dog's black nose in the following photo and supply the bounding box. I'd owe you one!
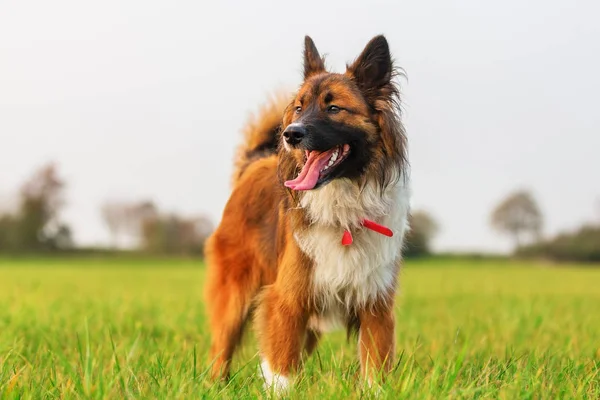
[283,124,306,145]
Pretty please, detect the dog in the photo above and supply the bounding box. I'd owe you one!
[204,34,410,392]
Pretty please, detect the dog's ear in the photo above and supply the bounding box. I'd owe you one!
[346,35,393,93]
[304,36,325,79]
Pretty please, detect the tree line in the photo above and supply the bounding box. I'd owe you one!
[100,199,213,256]
[490,190,600,262]
[0,163,213,256]
[1,163,597,262]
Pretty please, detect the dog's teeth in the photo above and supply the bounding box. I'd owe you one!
[327,159,334,167]
[331,151,338,162]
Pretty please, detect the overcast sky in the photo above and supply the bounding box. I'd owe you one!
[1,0,599,252]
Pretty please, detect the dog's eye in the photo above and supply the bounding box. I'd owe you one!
[295,106,302,114]
[327,105,341,114]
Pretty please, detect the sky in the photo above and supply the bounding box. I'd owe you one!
[1,0,599,253]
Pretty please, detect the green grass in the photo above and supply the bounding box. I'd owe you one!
[0,257,599,399]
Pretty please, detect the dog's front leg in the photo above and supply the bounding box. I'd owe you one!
[358,299,396,386]
[257,286,307,394]
[255,244,311,394]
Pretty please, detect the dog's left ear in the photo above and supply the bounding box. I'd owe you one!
[347,35,393,92]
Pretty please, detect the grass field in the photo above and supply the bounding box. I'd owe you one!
[0,257,598,399]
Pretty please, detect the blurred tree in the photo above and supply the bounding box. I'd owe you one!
[101,200,157,248]
[140,213,213,256]
[403,210,439,257]
[517,224,600,262]
[490,190,543,250]
[0,215,18,250]
[126,201,158,237]
[99,198,211,256]
[17,163,72,250]
[101,201,126,248]
[0,163,72,252]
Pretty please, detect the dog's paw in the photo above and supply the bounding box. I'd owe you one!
[260,360,290,395]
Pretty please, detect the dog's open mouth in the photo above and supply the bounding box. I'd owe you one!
[284,144,351,191]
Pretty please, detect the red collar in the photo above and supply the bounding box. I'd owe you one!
[342,218,393,246]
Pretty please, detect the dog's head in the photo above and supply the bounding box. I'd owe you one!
[279,35,407,195]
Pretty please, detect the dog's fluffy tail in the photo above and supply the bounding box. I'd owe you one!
[231,93,290,185]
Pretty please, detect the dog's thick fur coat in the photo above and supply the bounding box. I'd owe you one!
[204,35,410,392]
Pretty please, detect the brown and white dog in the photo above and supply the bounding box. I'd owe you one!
[204,35,410,392]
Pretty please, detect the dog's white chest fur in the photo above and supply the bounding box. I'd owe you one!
[295,176,410,320]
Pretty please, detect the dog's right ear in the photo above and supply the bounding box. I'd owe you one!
[303,36,325,79]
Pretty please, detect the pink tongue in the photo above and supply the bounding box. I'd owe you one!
[284,150,334,191]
